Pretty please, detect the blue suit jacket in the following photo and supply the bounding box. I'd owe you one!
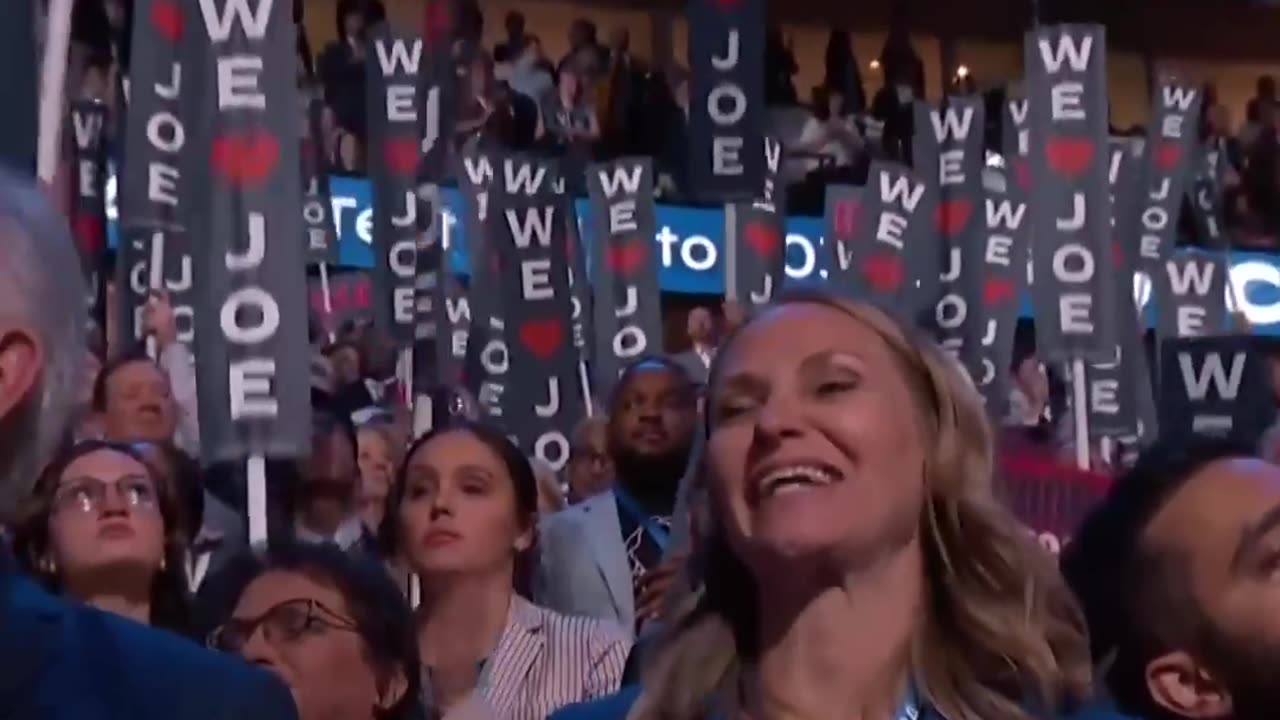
[549,685,1141,720]
[0,562,299,720]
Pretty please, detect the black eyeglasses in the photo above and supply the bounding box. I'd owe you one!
[207,598,360,653]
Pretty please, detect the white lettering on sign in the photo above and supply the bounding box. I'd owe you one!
[1179,351,1245,401]
[878,171,926,212]
[1037,34,1094,73]
[1162,84,1199,112]
[506,206,555,248]
[929,106,974,143]
[374,38,422,75]
[597,163,644,197]
[198,0,272,42]
[1008,99,1030,155]
[503,160,548,196]
[520,257,554,301]
[608,200,638,234]
[875,212,908,250]
[1167,259,1216,297]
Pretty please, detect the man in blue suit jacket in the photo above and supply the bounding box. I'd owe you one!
[0,171,298,719]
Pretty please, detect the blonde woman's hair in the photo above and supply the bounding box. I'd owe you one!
[631,291,1092,720]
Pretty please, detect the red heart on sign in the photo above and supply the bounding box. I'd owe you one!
[383,137,420,177]
[745,221,780,257]
[1154,142,1181,172]
[1111,240,1125,269]
[1013,159,1032,191]
[424,1,451,43]
[983,277,1015,306]
[519,319,563,360]
[607,242,646,275]
[150,0,184,43]
[935,199,973,237]
[211,130,280,188]
[73,215,103,255]
[862,254,903,293]
[1045,137,1095,178]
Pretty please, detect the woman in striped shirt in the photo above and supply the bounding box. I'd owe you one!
[385,422,630,720]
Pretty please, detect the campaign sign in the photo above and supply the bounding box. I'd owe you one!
[301,95,338,266]
[821,184,863,295]
[1159,251,1228,340]
[366,27,425,345]
[847,160,936,323]
[68,100,109,329]
[586,158,661,399]
[118,0,198,347]
[686,0,765,202]
[914,97,987,372]
[1159,336,1274,443]
[727,137,786,311]
[1134,80,1202,279]
[418,0,456,180]
[187,0,312,462]
[955,174,1031,416]
[490,156,583,471]
[1087,138,1148,440]
[1025,25,1117,361]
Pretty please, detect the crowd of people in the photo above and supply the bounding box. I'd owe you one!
[0,160,1278,720]
[1,2,1278,720]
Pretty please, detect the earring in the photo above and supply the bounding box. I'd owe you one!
[40,557,57,576]
[159,556,167,573]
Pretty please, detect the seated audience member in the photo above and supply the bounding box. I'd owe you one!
[94,295,199,454]
[565,416,612,504]
[1064,438,1280,720]
[356,414,403,537]
[537,358,697,637]
[13,441,193,634]
[385,422,629,719]
[209,542,421,720]
[294,400,379,556]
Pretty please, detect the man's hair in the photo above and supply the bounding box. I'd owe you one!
[1062,436,1259,719]
[608,355,695,412]
[0,170,88,522]
[90,344,156,412]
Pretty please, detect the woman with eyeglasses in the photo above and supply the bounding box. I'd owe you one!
[12,440,193,633]
[385,422,630,720]
[208,542,422,720]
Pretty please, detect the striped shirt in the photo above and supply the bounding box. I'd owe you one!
[427,596,631,720]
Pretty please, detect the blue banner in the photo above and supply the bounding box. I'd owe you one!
[104,173,1280,335]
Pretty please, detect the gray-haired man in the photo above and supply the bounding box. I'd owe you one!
[0,171,299,719]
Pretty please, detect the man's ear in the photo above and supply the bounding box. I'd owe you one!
[1146,651,1233,720]
[0,327,42,422]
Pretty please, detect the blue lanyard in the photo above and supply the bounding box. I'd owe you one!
[614,487,671,554]
[896,684,922,720]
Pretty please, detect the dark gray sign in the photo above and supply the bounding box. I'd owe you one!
[1133,80,1202,279]
[301,96,338,266]
[1158,251,1228,340]
[366,27,425,345]
[186,0,312,462]
[68,100,109,330]
[845,160,936,323]
[490,156,584,472]
[1159,336,1274,444]
[586,158,661,400]
[118,0,198,348]
[686,0,765,202]
[727,137,786,311]
[1024,25,1117,361]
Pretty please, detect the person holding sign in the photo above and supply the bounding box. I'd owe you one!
[386,423,629,720]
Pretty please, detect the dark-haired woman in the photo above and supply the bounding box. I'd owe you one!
[209,542,421,720]
[13,440,193,634]
[386,423,629,719]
